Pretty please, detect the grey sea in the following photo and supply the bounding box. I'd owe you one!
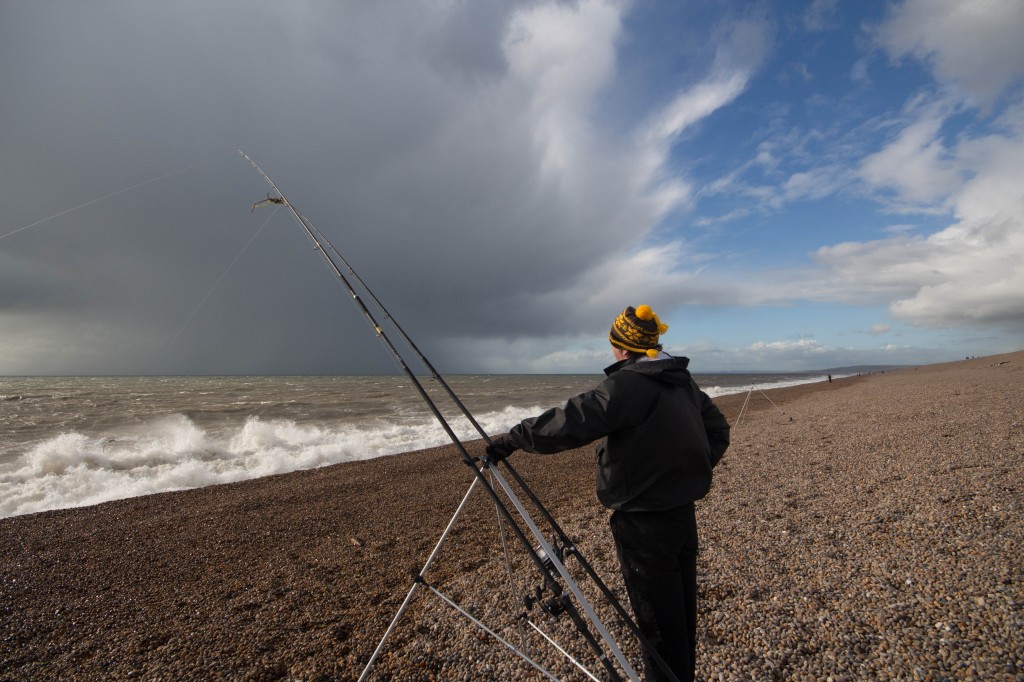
[0,372,829,518]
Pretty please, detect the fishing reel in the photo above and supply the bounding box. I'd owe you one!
[523,539,571,618]
[526,587,570,618]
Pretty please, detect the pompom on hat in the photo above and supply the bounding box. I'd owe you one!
[609,305,669,358]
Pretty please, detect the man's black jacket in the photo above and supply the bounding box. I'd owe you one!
[508,355,730,511]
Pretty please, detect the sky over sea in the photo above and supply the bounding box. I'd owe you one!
[1,0,1022,375]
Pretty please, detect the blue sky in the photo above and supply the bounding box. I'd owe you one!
[1,0,1022,374]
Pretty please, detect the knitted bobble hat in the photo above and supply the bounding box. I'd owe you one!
[609,305,669,358]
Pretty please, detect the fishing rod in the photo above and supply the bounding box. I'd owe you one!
[236,150,637,681]
[291,181,682,682]
[297,214,680,682]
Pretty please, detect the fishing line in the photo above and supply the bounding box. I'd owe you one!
[149,205,281,374]
[0,151,235,242]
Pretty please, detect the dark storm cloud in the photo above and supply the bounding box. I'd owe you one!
[1,1,748,374]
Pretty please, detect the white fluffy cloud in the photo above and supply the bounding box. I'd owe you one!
[805,1,1024,333]
[458,1,772,337]
[876,0,1024,107]
[505,0,623,181]
[858,103,964,210]
[816,108,1024,330]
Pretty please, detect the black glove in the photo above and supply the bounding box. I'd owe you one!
[485,434,519,463]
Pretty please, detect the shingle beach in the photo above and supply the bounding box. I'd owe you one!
[2,352,1022,680]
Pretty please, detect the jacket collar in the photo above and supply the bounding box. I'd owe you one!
[604,353,691,377]
[603,357,634,376]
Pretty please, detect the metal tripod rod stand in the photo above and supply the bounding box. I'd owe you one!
[356,448,634,675]
[734,386,754,430]
[735,383,793,430]
[355,456,639,681]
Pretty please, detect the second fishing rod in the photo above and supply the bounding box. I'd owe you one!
[237,150,635,681]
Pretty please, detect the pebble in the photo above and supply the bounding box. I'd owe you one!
[1,354,1022,680]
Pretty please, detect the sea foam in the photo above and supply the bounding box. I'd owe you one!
[0,406,543,519]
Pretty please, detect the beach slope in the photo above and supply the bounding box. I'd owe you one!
[2,353,1022,680]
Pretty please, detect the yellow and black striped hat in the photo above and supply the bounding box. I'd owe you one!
[609,305,669,358]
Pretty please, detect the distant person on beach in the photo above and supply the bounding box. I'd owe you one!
[486,304,730,681]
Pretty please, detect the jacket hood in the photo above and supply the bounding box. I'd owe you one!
[604,354,693,387]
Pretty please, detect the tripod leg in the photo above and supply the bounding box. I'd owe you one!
[357,477,481,682]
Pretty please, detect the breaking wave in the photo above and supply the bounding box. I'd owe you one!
[0,406,541,519]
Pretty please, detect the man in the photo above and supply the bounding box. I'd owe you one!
[486,304,730,681]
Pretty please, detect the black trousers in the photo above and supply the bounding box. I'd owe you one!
[610,503,698,682]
